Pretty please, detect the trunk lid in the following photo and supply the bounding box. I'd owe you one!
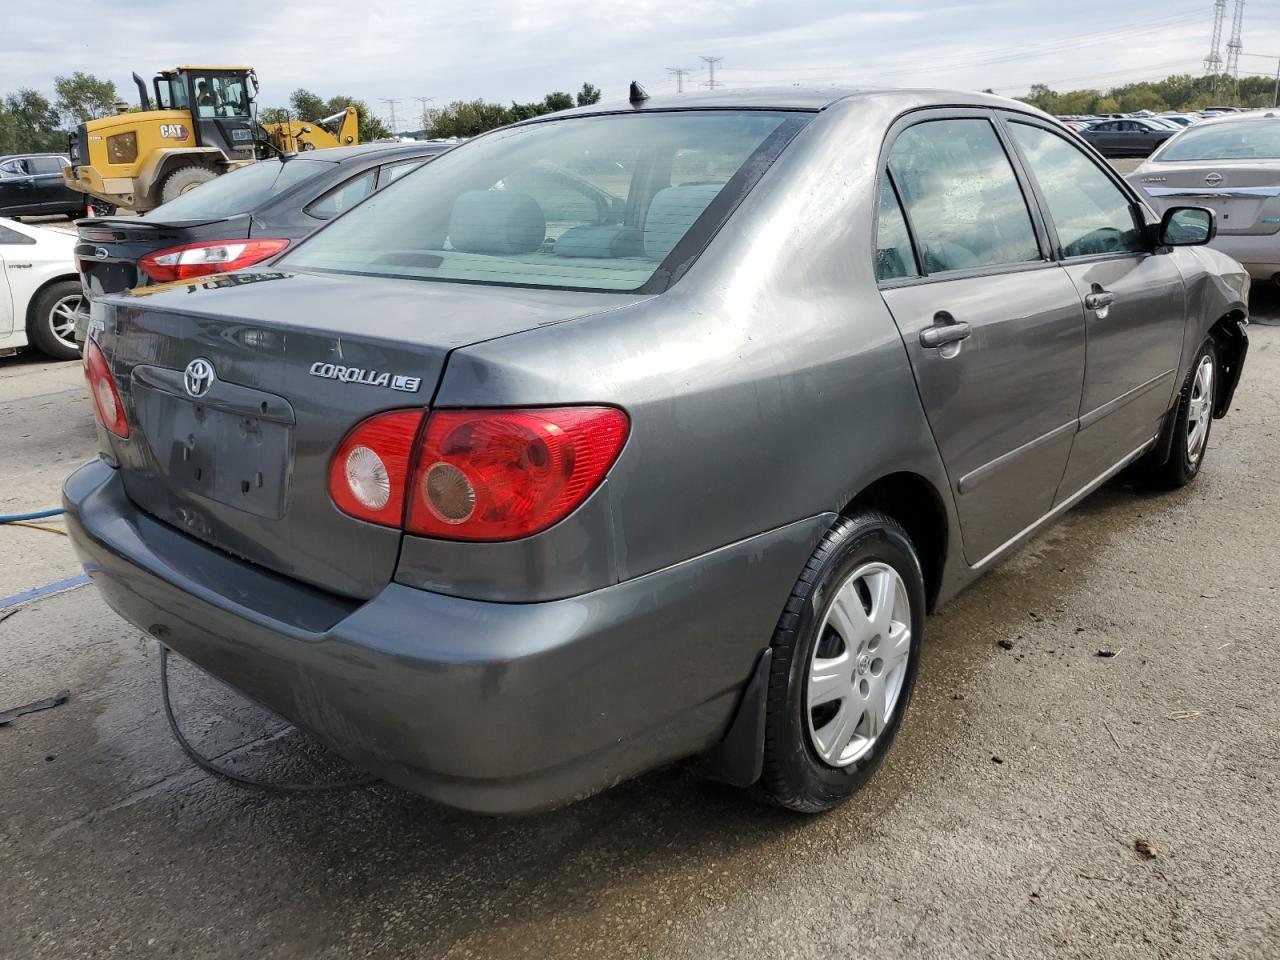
[96,268,648,598]
[76,215,251,298]
[1135,162,1280,236]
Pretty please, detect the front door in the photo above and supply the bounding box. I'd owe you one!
[877,113,1087,565]
[1003,117,1186,500]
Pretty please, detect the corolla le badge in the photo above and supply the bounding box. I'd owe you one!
[1205,172,1224,187]
[309,361,421,393]
[184,357,216,399]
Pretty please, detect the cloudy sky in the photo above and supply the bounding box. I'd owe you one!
[7,0,1280,126]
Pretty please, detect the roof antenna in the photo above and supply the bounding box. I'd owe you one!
[629,81,649,106]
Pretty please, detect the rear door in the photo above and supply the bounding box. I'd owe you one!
[0,158,39,215]
[1003,115,1185,500]
[877,111,1087,565]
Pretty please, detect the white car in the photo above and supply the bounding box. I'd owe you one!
[0,217,82,361]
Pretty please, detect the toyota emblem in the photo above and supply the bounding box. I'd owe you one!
[93,247,109,260]
[184,357,216,398]
[1205,172,1224,187]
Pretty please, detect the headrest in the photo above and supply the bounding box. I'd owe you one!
[448,190,546,256]
[643,183,724,260]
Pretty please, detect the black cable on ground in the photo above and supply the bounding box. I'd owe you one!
[159,643,377,793]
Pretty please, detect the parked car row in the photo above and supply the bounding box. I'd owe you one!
[0,153,114,219]
[63,86,1249,816]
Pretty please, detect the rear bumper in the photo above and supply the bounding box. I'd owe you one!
[64,458,828,814]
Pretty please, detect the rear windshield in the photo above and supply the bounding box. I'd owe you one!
[147,157,334,219]
[1156,119,1280,161]
[281,110,807,293]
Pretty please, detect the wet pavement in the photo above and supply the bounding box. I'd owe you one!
[1,300,1278,959]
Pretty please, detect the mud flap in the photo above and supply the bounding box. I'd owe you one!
[699,648,771,787]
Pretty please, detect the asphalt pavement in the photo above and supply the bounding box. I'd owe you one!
[1,293,1278,959]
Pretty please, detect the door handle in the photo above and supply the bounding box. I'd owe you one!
[919,316,972,349]
[1085,290,1115,312]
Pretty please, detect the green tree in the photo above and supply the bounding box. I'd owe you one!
[289,88,327,121]
[1,89,63,153]
[53,72,118,126]
[542,91,574,112]
[576,82,602,106]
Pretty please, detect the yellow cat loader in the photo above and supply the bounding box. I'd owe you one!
[63,66,359,213]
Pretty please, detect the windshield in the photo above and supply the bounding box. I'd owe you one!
[146,157,334,220]
[281,110,806,293]
[1156,119,1280,161]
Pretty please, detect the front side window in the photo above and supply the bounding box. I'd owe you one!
[1009,122,1145,258]
[888,117,1040,274]
[281,110,806,293]
[875,176,918,281]
[1157,119,1280,161]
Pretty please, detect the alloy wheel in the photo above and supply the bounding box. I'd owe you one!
[806,561,912,767]
[48,293,84,350]
[1186,355,1215,464]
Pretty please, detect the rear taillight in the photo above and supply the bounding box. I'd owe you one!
[137,238,289,282]
[407,407,629,541]
[83,339,129,438]
[327,406,629,540]
[328,410,425,527]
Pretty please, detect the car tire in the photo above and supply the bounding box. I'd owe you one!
[28,280,85,361]
[160,166,217,204]
[1144,339,1218,489]
[759,510,925,813]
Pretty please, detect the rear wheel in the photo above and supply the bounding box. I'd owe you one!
[759,511,925,813]
[1144,340,1218,489]
[28,280,84,361]
[159,165,217,204]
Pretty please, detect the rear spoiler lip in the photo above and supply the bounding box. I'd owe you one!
[74,215,241,232]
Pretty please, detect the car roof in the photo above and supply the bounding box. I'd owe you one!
[532,85,1049,121]
[0,152,68,161]
[1190,110,1280,128]
[302,142,455,164]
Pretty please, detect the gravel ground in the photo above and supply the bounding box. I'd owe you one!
[0,293,1277,959]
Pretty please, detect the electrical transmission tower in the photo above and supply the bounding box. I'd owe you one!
[380,98,401,135]
[668,68,693,93]
[1225,0,1246,82]
[700,56,723,90]
[415,96,434,135]
[1204,0,1226,74]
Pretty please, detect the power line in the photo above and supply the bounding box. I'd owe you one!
[700,56,723,90]
[667,68,693,93]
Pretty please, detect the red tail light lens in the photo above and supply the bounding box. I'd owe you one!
[138,238,289,283]
[328,410,425,527]
[407,407,629,541]
[83,339,129,438]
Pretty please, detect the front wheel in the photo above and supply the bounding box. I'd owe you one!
[1143,340,1218,489]
[159,165,217,204]
[28,280,84,361]
[759,511,925,813]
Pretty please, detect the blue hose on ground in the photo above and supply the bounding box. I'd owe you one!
[0,508,65,523]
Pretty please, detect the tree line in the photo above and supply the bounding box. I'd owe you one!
[1020,73,1280,115]
[0,71,603,156]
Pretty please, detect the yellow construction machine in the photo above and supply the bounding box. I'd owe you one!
[63,66,359,212]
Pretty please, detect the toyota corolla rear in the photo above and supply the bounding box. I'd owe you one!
[1129,115,1280,281]
[63,105,818,813]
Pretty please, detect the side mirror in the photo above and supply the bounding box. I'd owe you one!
[1159,206,1215,246]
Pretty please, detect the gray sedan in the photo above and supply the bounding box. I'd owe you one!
[64,87,1249,815]
[1128,111,1280,282]
[1080,117,1177,157]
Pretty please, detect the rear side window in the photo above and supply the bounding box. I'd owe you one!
[1008,123,1144,258]
[309,169,377,219]
[148,157,333,219]
[30,157,66,174]
[875,177,918,281]
[281,110,808,293]
[0,224,35,245]
[888,118,1040,274]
